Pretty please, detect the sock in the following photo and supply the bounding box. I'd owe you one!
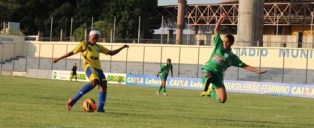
[98,91,107,111]
[210,90,219,102]
[72,83,94,105]
[163,86,166,93]
[158,86,163,93]
[202,76,209,91]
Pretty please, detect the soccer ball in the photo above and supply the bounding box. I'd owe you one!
[82,98,97,112]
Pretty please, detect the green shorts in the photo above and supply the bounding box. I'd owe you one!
[160,75,168,81]
[202,70,224,89]
[211,78,224,89]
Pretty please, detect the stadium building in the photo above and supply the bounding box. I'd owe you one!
[156,0,314,47]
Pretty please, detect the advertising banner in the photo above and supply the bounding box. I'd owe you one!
[225,81,314,98]
[126,74,314,98]
[52,70,126,84]
[126,74,203,89]
[52,70,87,82]
[106,73,126,84]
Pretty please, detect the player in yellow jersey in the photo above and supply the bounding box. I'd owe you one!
[53,30,129,112]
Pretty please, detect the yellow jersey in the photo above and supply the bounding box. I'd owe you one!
[72,41,110,70]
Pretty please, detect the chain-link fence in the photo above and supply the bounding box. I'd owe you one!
[1,42,314,85]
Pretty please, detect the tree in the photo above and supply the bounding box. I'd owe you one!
[101,0,160,39]
[73,20,113,42]
[0,0,21,34]
[73,23,87,41]
[9,0,57,35]
[4,0,160,40]
[92,21,113,42]
[50,2,75,38]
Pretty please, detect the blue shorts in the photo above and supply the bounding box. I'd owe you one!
[85,66,106,82]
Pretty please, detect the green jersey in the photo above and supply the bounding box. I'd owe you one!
[159,64,173,76]
[202,33,245,80]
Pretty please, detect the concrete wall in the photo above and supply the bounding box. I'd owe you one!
[203,34,314,48]
[2,40,310,84]
[7,58,312,84]
[0,35,25,62]
[2,40,314,70]
[22,41,314,70]
[1,37,314,84]
[263,35,314,48]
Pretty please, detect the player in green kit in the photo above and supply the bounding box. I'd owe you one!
[156,58,173,96]
[200,13,267,103]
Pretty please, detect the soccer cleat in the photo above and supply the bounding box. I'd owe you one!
[67,98,74,111]
[163,93,168,96]
[201,84,213,97]
[206,84,213,97]
[156,92,160,95]
[200,91,210,96]
[200,89,213,97]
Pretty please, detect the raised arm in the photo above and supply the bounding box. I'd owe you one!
[107,44,129,56]
[53,51,74,63]
[243,65,267,74]
[214,13,227,34]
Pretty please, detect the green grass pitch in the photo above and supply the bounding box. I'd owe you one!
[0,75,313,128]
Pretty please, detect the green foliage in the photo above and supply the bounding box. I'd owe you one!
[51,3,75,28]
[4,0,160,39]
[1,75,314,128]
[73,21,113,41]
[73,23,87,41]
[0,0,20,22]
[102,0,160,39]
[92,21,113,39]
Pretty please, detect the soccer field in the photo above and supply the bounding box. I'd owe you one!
[0,76,313,128]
